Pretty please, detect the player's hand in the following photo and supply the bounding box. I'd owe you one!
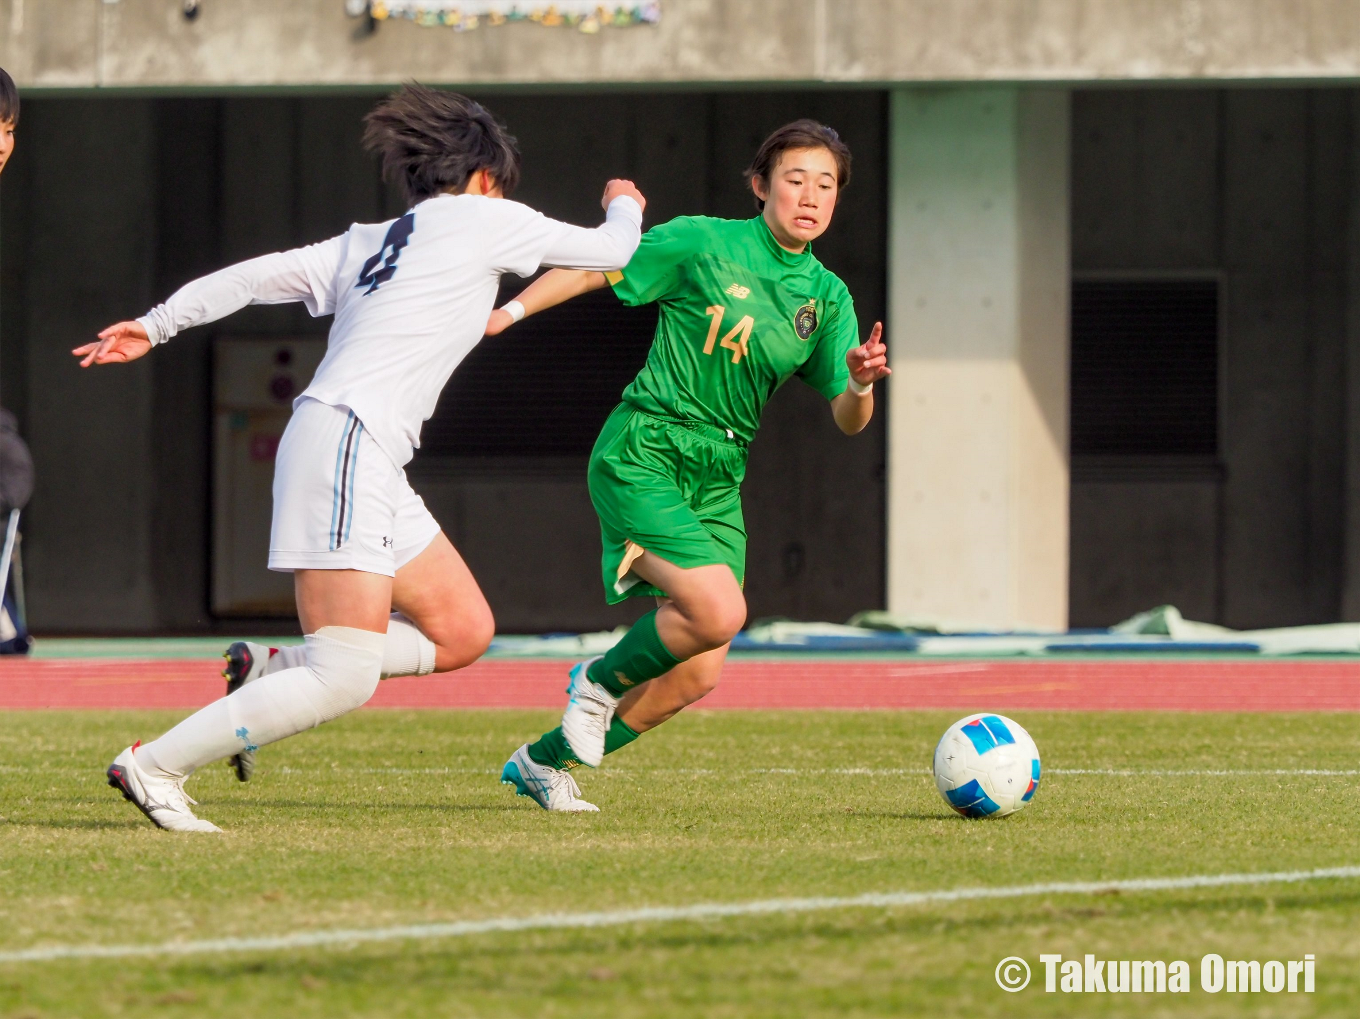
[602,179,646,215]
[484,308,514,336]
[73,321,153,367]
[846,322,889,385]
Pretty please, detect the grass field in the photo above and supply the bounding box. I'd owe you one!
[1,708,1358,1017]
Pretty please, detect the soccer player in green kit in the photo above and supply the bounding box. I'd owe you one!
[488,120,890,811]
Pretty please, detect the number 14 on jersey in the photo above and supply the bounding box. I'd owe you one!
[703,306,753,364]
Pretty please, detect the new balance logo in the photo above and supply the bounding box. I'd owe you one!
[725,283,751,299]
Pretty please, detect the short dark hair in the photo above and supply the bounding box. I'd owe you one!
[363,84,520,207]
[744,119,851,210]
[0,67,18,126]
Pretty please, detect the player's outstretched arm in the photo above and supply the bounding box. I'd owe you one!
[832,322,889,435]
[485,269,608,336]
[74,236,346,368]
[485,179,645,336]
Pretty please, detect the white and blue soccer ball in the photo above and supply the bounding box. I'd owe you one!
[932,713,1041,818]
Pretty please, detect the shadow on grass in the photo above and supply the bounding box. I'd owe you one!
[841,810,966,821]
[1,817,145,830]
[237,799,521,815]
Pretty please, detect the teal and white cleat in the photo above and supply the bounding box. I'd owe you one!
[501,744,599,812]
[560,656,618,768]
[222,641,275,782]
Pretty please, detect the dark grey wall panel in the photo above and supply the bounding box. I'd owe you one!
[151,99,221,632]
[1219,90,1348,628]
[16,99,159,630]
[1071,90,1220,271]
[1070,479,1220,626]
[1070,87,1353,629]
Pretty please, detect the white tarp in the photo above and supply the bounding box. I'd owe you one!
[1112,604,1360,655]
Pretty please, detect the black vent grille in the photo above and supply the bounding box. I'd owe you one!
[418,286,658,458]
[1071,279,1219,457]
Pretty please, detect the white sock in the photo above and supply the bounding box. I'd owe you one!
[263,644,306,674]
[136,626,386,778]
[382,613,437,678]
[264,615,433,679]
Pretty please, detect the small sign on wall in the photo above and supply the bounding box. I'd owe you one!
[213,337,326,617]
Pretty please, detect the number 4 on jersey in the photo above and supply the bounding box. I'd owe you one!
[356,213,415,295]
[703,306,753,364]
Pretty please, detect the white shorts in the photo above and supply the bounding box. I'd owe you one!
[268,398,441,576]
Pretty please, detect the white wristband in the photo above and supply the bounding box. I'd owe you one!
[848,377,873,396]
[501,300,526,324]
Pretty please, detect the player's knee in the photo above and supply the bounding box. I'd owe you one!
[429,601,495,672]
[306,626,385,721]
[437,607,495,671]
[689,593,746,649]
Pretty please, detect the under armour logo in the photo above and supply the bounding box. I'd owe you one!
[356,213,415,295]
[382,537,393,548]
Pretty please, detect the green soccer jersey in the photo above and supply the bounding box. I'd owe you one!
[606,215,859,443]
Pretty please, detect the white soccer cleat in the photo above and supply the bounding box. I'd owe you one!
[222,640,274,782]
[500,744,599,812]
[106,744,222,833]
[560,657,619,768]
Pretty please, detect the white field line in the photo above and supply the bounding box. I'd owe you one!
[2,865,1358,966]
[331,766,1355,777]
[1046,768,1360,777]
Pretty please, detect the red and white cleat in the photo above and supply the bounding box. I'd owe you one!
[106,743,222,833]
[221,641,276,782]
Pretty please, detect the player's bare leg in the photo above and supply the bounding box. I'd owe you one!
[112,568,392,830]
[632,555,746,662]
[559,553,743,765]
[615,640,729,732]
[390,532,495,672]
[223,532,492,781]
[508,613,731,811]
[510,555,743,807]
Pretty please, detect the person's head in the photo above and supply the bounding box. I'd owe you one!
[363,83,520,207]
[744,119,851,252]
[0,67,18,176]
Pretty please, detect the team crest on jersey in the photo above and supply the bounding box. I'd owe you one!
[794,299,818,340]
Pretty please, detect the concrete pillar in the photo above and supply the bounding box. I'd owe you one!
[886,88,1070,631]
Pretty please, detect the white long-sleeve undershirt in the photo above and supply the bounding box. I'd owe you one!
[136,194,642,465]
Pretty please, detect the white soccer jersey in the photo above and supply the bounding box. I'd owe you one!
[139,193,642,466]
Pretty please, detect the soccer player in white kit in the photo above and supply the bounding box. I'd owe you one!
[73,86,645,831]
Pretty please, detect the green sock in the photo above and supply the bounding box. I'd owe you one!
[587,609,683,697]
[526,717,641,771]
[604,716,641,755]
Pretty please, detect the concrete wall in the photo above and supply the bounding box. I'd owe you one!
[0,99,161,631]
[0,90,886,633]
[887,87,1070,631]
[1069,88,1353,628]
[5,0,1360,89]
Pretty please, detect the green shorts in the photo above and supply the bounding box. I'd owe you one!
[588,403,748,604]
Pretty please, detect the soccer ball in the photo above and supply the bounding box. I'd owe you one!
[932,713,1041,818]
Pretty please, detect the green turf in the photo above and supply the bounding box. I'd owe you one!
[1,709,1357,1017]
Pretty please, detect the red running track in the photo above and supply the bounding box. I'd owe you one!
[0,656,1357,711]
